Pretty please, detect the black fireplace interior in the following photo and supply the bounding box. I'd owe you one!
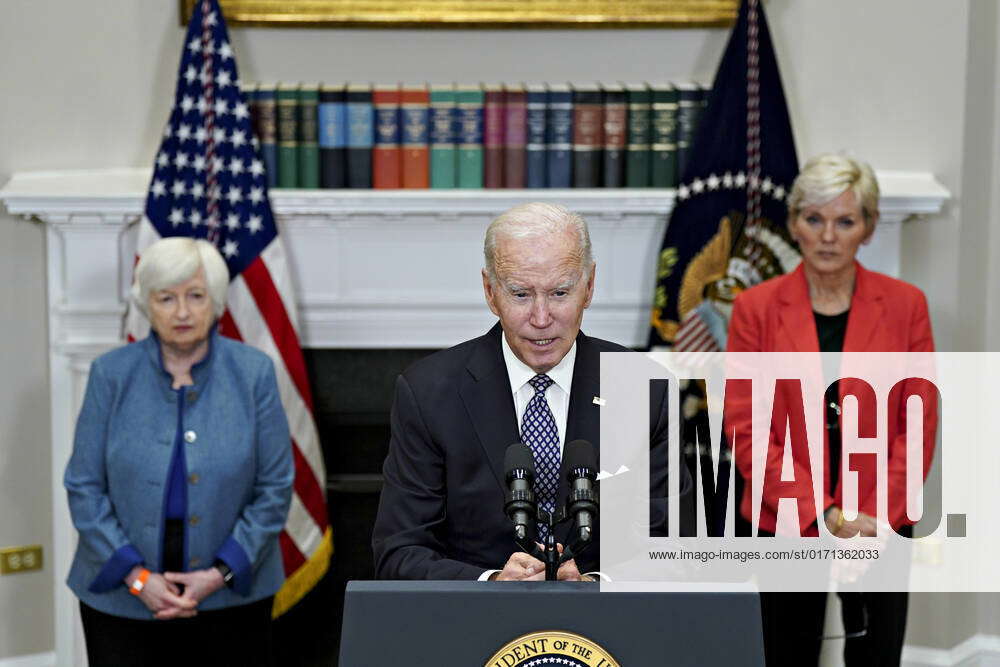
[273,348,437,666]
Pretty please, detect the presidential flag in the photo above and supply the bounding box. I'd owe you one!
[646,0,800,536]
[648,0,800,352]
[125,0,331,616]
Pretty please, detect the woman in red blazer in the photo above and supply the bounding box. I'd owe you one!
[726,154,936,666]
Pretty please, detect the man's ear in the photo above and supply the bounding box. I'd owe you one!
[583,263,596,309]
[483,269,501,317]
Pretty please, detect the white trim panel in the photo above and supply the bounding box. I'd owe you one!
[903,634,1000,667]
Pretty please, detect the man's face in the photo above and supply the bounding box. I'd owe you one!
[482,229,595,374]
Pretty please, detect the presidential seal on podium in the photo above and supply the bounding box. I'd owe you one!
[486,630,619,667]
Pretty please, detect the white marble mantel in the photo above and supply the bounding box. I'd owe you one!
[0,167,949,666]
[3,167,950,351]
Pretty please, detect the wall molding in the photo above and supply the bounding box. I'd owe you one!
[0,652,56,667]
[0,167,951,351]
[903,634,1000,667]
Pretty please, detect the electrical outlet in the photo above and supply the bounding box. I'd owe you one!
[0,545,43,574]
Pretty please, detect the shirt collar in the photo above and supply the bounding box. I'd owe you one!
[500,330,577,397]
[144,323,219,392]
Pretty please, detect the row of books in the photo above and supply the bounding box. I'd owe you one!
[244,82,709,190]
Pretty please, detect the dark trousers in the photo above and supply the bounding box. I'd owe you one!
[80,520,274,666]
[759,591,908,667]
[757,524,911,667]
[80,596,275,667]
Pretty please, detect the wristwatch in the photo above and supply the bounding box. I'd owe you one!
[214,561,235,588]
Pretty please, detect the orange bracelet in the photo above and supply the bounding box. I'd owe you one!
[129,568,151,596]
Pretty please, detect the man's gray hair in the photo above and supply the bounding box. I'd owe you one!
[483,202,593,285]
[130,237,230,319]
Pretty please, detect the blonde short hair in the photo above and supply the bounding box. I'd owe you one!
[787,153,880,231]
[130,237,229,319]
[484,202,593,285]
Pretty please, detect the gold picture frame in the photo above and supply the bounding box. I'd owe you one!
[179,0,738,28]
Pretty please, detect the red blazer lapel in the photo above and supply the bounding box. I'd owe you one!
[843,262,885,352]
[777,264,820,352]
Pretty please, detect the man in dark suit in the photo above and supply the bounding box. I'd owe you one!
[373,202,686,581]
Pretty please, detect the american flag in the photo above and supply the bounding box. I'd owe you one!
[125,0,331,616]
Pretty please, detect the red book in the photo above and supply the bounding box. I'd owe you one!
[503,84,527,188]
[373,84,401,188]
[483,84,505,189]
[400,84,430,188]
[572,84,604,188]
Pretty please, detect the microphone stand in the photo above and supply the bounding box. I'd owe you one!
[543,532,559,581]
[513,507,594,581]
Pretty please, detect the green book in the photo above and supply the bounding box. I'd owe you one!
[675,82,701,180]
[276,83,300,188]
[298,84,320,189]
[650,83,678,188]
[455,85,484,189]
[625,83,652,187]
[430,84,457,188]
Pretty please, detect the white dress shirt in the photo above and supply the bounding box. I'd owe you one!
[501,333,576,454]
[479,335,582,581]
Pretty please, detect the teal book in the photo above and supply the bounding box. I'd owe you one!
[430,84,457,188]
[455,86,484,189]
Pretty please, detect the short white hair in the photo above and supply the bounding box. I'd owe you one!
[788,153,880,231]
[484,202,593,285]
[130,237,229,319]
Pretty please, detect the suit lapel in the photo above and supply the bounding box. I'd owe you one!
[778,264,820,352]
[557,332,601,545]
[564,331,600,447]
[460,326,604,542]
[843,262,885,352]
[459,323,520,493]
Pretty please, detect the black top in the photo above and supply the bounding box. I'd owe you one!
[814,309,849,492]
[814,309,849,353]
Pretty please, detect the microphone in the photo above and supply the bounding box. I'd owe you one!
[503,443,537,541]
[563,439,599,542]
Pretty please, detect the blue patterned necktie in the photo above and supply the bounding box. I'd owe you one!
[520,374,561,540]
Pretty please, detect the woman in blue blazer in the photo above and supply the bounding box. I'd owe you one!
[65,237,293,666]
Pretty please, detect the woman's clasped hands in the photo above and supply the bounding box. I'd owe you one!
[125,565,225,620]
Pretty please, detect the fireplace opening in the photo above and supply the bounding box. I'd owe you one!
[273,347,438,665]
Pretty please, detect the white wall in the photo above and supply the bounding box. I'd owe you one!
[906,0,1000,653]
[0,1,185,659]
[0,0,994,659]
